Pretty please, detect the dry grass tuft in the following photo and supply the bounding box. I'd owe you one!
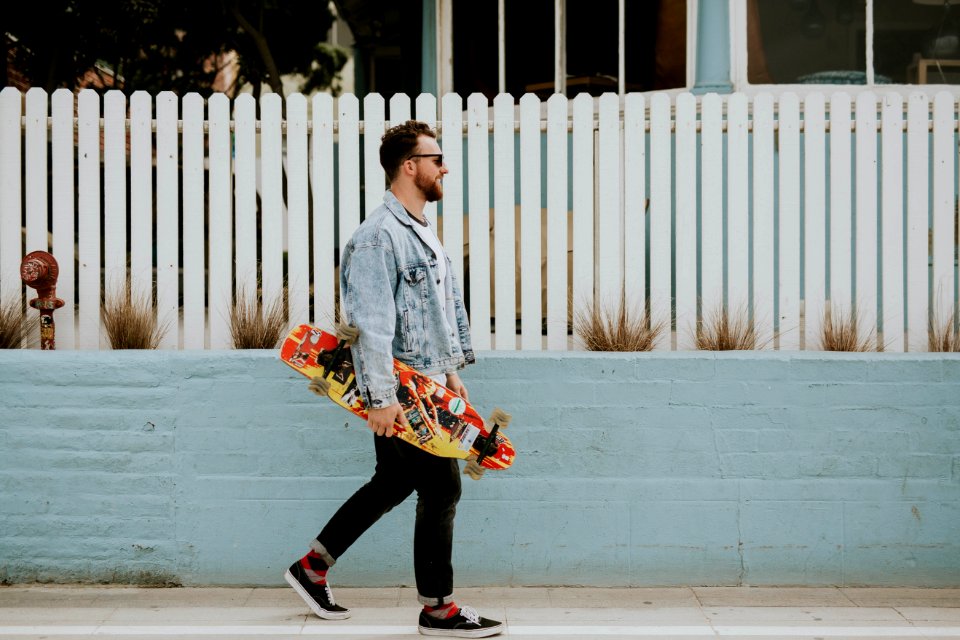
[696,304,758,351]
[102,286,167,349]
[0,295,28,349]
[230,288,289,349]
[819,306,878,352]
[929,309,960,352]
[574,296,665,352]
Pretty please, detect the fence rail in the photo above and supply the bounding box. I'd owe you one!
[0,87,957,352]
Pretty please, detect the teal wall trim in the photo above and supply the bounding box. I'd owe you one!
[694,0,733,94]
[421,0,438,95]
[1,350,958,587]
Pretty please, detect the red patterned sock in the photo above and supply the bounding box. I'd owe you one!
[299,550,328,585]
[423,602,459,619]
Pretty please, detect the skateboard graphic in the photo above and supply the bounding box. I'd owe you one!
[279,323,515,478]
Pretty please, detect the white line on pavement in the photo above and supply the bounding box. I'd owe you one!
[0,625,959,637]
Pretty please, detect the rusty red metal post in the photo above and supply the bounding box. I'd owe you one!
[20,251,65,350]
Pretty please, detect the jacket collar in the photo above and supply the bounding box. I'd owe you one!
[383,190,416,227]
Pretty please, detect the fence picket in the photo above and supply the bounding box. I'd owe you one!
[0,88,21,308]
[260,94,284,314]
[597,93,621,310]
[312,93,336,327]
[649,93,672,350]
[519,94,541,351]
[493,94,516,350]
[623,93,645,317]
[829,93,853,329]
[77,90,101,349]
[467,93,492,350]
[208,93,233,349]
[701,93,724,335]
[25,88,47,256]
[286,94,310,328]
[363,94,385,216]
[182,93,205,349]
[675,92,697,349]
[571,94,594,347]
[727,93,749,321]
[389,94,412,127]
[546,94,569,351]
[906,93,929,352]
[103,92,127,294]
[234,95,258,304]
[130,92,154,305]
[881,93,905,352]
[753,93,775,348]
[932,91,956,336]
[855,92,879,350]
[440,94,465,286]
[51,89,76,349]
[804,93,827,351]
[338,95,361,258]
[156,92,179,349]
[778,93,801,350]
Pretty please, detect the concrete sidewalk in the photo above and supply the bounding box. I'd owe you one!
[1,586,958,639]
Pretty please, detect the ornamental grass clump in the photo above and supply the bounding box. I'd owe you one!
[696,303,758,351]
[230,287,289,349]
[0,295,28,349]
[574,296,665,352]
[102,285,167,349]
[929,309,960,353]
[819,306,879,352]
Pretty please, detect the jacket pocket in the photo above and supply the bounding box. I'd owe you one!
[399,265,428,355]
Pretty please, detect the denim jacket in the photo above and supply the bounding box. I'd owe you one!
[340,190,475,409]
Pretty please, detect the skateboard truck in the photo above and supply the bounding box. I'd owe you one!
[464,408,511,480]
[308,322,360,397]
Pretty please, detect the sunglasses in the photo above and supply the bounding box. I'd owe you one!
[407,153,444,167]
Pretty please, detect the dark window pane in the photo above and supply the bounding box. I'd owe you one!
[749,0,868,84]
[875,0,960,84]
[453,0,499,99]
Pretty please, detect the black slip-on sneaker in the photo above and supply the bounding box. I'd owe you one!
[418,606,504,637]
[284,561,350,620]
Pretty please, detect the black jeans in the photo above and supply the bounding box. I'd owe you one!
[313,434,462,606]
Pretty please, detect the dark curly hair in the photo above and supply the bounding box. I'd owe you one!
[379,120,437,182]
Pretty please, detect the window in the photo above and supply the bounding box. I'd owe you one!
[451,0,689,99]
[743,0,960,86]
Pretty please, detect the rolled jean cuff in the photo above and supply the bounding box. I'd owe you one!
[309,539,337,567]
[418,592,455,607]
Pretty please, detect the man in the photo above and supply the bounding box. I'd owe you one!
[284,121,504,638]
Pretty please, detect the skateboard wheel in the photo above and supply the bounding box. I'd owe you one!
[335,322,360,344]
[308,376,331,397]
[463,457,486,480]
[488,408,512,429]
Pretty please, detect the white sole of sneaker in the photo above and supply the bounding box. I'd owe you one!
[284,569,351,620]
[418,623,504,638]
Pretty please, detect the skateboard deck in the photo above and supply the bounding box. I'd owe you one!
[280,323,515,472]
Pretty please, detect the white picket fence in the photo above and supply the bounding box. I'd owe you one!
[0,87,957,352]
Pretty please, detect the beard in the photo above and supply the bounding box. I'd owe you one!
[415,171,444,202]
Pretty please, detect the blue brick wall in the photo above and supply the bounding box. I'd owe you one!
[0,350,957,587]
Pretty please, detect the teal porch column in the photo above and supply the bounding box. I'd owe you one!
[693,0,733,94]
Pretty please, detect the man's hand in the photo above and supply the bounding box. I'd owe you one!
[367,402,408,437]
[445,373,469,401]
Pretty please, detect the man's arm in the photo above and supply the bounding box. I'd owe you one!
[341,242,408,437]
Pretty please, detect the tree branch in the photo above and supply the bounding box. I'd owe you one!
[228,1,283,97]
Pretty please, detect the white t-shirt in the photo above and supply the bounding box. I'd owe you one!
[408,213,457,384]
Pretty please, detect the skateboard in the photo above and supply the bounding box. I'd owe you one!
[279,323,515,478]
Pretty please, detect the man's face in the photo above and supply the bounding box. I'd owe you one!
[410,136,447,202]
